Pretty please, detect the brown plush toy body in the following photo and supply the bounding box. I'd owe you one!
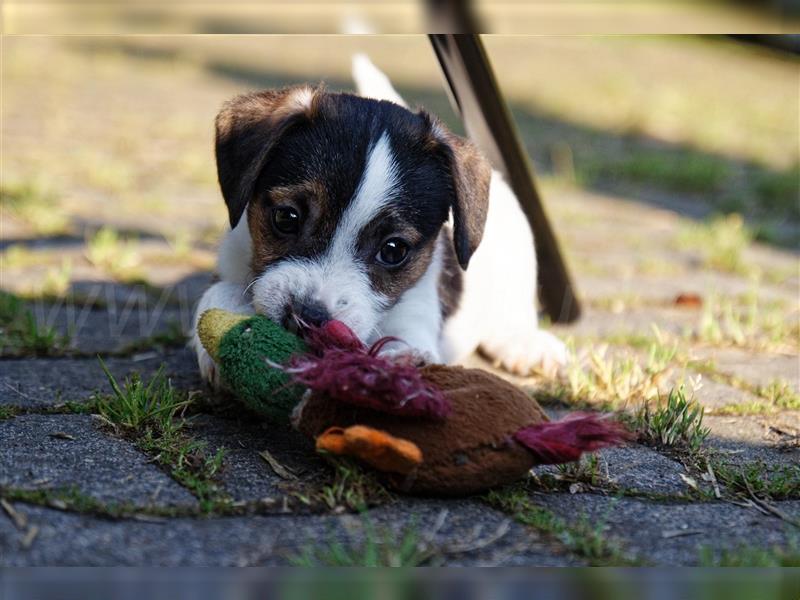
[296,364,550,495]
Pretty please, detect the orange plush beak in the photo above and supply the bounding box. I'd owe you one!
[316,425,423,475]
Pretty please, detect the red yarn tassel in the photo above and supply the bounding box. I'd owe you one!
[287,320,452,419]
[513,413,631,464]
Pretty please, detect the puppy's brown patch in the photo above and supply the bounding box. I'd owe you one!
[437,228,463,319]
[248,179,329,274]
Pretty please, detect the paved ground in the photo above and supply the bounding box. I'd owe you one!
[1,34,798,566]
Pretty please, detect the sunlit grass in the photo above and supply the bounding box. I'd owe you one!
[689,292,799,352]
[0,181,69,235]
[85,227,143,281]
[635,387,709,454]
[676,214,753,274]
[541,330,679,411]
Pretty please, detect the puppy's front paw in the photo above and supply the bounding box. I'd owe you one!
[379,344,440,367]
[196,346,222,389]
[480,328,568,377]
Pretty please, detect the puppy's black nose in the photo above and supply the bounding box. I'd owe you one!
[286,299,331,329]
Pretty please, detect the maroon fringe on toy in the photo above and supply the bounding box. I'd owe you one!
[513,413,631,464]
[286,320,452,419]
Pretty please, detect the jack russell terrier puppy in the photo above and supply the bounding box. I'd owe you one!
[191,55,567,386]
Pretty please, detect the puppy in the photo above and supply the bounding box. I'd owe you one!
[191,56,566,386]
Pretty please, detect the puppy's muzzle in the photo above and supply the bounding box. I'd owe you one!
[283,298,331,333]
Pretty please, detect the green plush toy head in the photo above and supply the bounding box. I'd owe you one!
[197,308,307,422]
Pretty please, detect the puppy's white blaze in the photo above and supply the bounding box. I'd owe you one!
[330,132,400,258]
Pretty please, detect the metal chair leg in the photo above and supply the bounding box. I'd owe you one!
[428,33,581,323]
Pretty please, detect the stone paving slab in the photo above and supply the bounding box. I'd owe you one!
[188,414,327,503]
[691,348,800,392]
[550,307,697,340]
[0,414,198,508]
[596,445,693,496]
[27,302,193,355]
[534,444,696,496]
[532,493,799,565]
[574,271,799,307]
[683,378,762,412]
[704,414,800,468]
[0,348,202,408]
[0,499,576,566]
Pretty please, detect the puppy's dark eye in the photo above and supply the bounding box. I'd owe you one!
[272,206,301,235]
[377,238,409,267]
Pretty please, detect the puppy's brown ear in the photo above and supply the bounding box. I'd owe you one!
[215,85,322,228]
[426,115,491,270]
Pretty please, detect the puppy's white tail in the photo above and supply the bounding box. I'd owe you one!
[352,53,408,108]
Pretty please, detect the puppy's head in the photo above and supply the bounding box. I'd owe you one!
[215,85,490,340]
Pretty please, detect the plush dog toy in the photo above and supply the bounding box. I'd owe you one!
[198,309,629,496]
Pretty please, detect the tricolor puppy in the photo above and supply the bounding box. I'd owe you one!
[191,56,566,386]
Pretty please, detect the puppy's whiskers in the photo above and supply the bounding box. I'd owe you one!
[241,278,259,299]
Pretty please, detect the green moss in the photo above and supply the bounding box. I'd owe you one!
[0,406,20,421]
[290,516,434,566]
[711,460,800,501]
[699,538,800,567]
[485,484,637,565]
[0,485,200,519]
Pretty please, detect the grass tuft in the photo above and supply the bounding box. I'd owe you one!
[537,332,677,411]
[97,359,190,432]
[1,181,69,235]
[710,461,800,501]
[0,291,70,356]
[676,213,752,275]
[97,359,227,511]
[690,292,799,352]
[635,387,709,454]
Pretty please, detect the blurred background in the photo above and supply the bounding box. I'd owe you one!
[3,29,798,324]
